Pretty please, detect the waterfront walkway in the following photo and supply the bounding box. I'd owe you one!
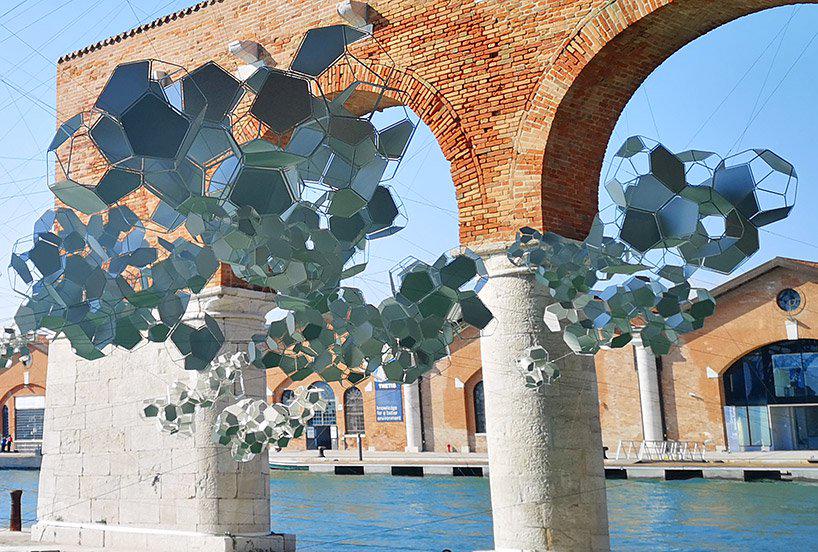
[0,453,40,470]
[0,529,100,552]
[269,449,818,480]
[269,449,490,476]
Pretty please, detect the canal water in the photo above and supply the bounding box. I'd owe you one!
[1,469,817,551]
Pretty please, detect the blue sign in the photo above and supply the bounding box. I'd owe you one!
[375,382,404,422]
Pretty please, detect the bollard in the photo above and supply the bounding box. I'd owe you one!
[356,433,363,462]
[318,446,325,458]
[9,489,22,531]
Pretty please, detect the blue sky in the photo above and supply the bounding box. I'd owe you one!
[0,2,815,323]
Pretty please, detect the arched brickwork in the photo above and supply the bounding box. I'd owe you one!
[515,0,810,240]
[0,384,46,441]
[55,0,817,249]
[0,384,46,410]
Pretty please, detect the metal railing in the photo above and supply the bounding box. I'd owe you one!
[614,439,706,462]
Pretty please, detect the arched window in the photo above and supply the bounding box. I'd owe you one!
[308,382,336,426]
[280,389,295,406]
[474,381,486,434]
[343,387,365,434]
[1,405,8,437]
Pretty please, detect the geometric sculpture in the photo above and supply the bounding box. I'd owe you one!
[142,352,327,461]
[509,136,797,364]
[0,328,34,370]
[14,24,493,460]
[516,346,559,388]
[605,136,796,274]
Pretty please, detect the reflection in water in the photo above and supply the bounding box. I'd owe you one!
[607,479,818,551]
[1,470,817,551]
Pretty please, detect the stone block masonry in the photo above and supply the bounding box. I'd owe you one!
[34,287,294,552]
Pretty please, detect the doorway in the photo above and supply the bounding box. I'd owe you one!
[306,382,337,450]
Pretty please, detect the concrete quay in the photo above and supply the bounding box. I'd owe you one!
[605,450,818,482]
[269,449,490,477]
[0,453,41,470]
[268,449,818,482]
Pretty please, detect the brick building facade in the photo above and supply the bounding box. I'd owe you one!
[0,341,48,449]
[262,257,818,455]
[596,257,818,453]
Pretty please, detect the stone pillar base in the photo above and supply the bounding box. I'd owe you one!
[31,521,296,552]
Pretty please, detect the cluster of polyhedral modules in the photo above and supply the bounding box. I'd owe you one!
[508,226,714,356]
[15,23,494,459]
[213,388,327,462]
[507,136,796,379]
[10,206,222,369]
[142,352,249,435]
[0,329,35,370]
[248,251,493,386]
[380,251,492,380]
[516,346,560,389]
[15,24,418,366]
[603,136,796,274]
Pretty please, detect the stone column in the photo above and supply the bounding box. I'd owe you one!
[403,380,423,452]
[476,246,610,552]
[633,335,664,443]
[33,286,294,552]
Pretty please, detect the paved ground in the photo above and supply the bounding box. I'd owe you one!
[0,530,95,552]
[269,448,818,473]
[269,448,488,466]
[0,454,40,470]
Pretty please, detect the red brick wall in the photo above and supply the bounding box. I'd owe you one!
[594,344,643,450]
[57,0,812,246]
[0,344,48,442]
[423,328,485,453]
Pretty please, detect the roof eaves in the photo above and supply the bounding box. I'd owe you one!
[710,256,818,299]
[57,0,224,64]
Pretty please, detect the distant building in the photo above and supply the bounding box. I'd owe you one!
[267,326,487,453]
[0,339,48,451]
[597,257,818,453]
[269,257,818,454]
[12,257,818,455]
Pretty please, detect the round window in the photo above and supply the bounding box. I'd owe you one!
[776,288,802,312]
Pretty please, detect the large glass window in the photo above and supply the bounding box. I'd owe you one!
[772,353,807,398]
[724,339,818,406]
[343,387,365,434]
[725,405,771,450]
[474,381,486,434]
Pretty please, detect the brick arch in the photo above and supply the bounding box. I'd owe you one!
[513,0,810,241]
[321,64,488,243]
[0,383,46,410]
